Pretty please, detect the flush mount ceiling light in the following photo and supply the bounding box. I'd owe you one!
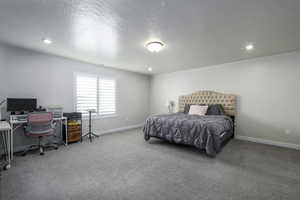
[145,41,164,53]
[245,43,254,52]
[42,38,52,45]
[147,67,153,72]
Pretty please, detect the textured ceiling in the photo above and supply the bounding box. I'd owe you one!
[0,0,299,74]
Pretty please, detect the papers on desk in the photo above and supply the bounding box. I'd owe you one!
[0,121,11,130]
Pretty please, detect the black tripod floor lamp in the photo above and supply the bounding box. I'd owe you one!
[82,109,99,142]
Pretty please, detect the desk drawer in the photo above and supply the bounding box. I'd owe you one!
[67,130,81,142]
[63,122,82,143]
[68,134,81,142]
[68,125,81,131]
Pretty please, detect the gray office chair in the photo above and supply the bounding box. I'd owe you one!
[22,112,58,156]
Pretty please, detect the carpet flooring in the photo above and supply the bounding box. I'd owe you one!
[1,128,300,200]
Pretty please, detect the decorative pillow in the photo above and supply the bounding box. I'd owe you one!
[183,104,190,114]
[206,104,225,115]
[184,104,206,114]
[188,105,208,116]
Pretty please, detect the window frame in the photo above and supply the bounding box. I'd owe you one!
[73,72,118,119]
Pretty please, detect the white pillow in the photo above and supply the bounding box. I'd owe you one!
[188,105,208,116]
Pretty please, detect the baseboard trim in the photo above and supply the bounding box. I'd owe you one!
[98,124,144,135]
[236,135,300,150]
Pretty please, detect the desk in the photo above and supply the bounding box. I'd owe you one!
[10,116,68,160]
[0,121,12,169]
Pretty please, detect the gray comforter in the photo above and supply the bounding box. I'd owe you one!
[143,113,233,156]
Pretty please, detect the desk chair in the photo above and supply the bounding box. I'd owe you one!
[22,112,58,156]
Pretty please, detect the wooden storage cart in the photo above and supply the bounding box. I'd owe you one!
[63,112,82,143]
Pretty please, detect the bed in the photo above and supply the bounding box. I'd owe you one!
[143,91,236,157]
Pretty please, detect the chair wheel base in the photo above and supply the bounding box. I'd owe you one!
[3,164,10,170]
[144,134,150,141]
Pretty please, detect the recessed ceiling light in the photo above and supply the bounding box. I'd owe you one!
[245,43,254,51]
[148,67,153,72]
[42,38,52,45]
[145,41,164,53]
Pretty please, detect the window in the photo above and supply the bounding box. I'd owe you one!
[75,73,116,116]
[98,78,116,115]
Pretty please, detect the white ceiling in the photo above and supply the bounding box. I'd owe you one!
[0,0,299,74]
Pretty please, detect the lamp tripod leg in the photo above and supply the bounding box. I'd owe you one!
[83,110,99,142]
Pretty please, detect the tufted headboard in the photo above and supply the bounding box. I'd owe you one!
[178,91,236,116]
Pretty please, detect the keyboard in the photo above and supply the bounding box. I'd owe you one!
[10,114,28,122]
[16,116,27,121]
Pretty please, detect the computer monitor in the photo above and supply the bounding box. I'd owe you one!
[7,98,37,112]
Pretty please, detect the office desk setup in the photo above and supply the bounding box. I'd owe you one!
[0,98,83,171]
[0,115,69,170]
[10,114,69,148]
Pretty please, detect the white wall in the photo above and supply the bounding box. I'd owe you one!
[0,45,5,119]
[0,45,5,95]
[0,44,150,149]
[150,51,300,146]
[2,42,300,149]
